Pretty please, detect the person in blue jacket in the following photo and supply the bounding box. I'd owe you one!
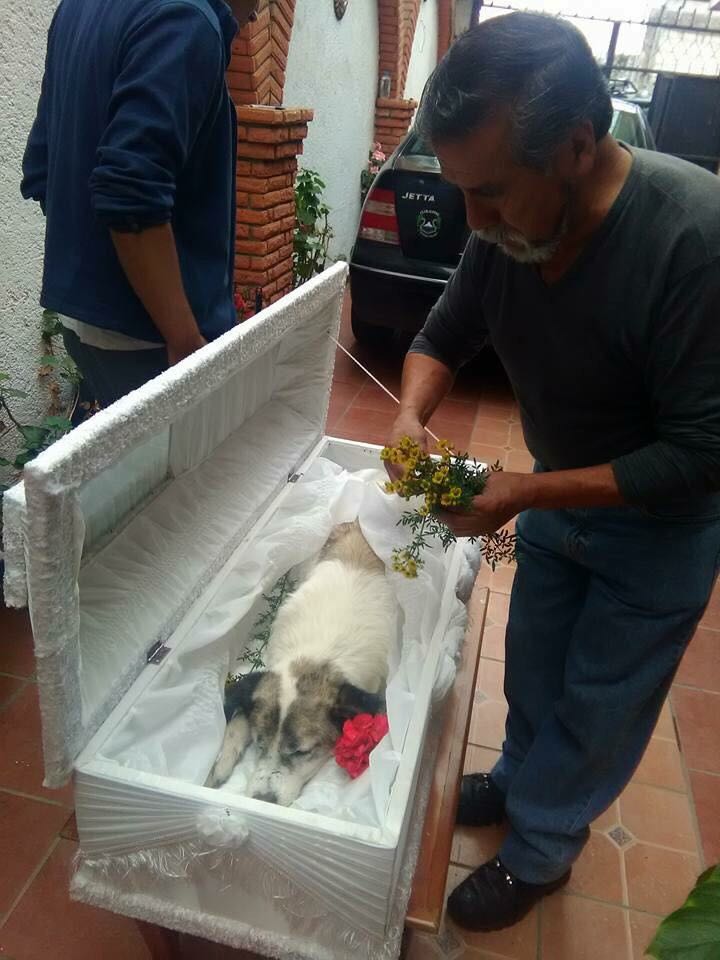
[22,0,259,406]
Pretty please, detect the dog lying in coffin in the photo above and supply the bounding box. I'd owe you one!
[206,522,398,805]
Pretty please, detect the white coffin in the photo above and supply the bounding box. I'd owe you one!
[2,264,479,960]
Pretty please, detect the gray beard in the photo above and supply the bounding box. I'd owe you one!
[475,206,570,264]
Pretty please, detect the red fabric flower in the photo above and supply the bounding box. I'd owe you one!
[334,713,389,779]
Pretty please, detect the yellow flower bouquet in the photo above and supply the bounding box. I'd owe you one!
[381,437,516,578]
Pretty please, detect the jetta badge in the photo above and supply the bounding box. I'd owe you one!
[417,209,442,239]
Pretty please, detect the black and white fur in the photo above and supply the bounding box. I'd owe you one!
[205,522,396,805]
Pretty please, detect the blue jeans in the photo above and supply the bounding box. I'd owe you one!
[491,503,720,884]
[62,328,168,408]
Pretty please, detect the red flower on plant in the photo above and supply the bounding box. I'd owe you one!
[334,713,389,779]
[234,290,248,315]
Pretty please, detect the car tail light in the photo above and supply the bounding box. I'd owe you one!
[359,187,400,245]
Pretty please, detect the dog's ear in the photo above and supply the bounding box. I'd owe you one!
[223,671,266,722]
[331,682,386,726]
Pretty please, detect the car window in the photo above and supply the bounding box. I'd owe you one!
[611,109,646,148]
[404,134,435,158]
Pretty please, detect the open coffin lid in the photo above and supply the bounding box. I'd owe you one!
[2,264,349,789]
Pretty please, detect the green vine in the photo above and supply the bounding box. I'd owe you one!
[293,169,333,288]
[227,572,296,682]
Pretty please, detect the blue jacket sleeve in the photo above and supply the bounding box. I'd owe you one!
[89,1,224,231]
[21,14,56,213]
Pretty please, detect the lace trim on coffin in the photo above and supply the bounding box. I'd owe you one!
[75,841,394,956]
[73,722,439,960]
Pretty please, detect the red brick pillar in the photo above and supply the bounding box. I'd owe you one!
[374,97,418,157]
[437,0,454,60]
[234,105,313,308]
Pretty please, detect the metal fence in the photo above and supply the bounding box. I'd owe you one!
[476,0,720,100]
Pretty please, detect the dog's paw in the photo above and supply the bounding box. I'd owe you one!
[204,761,232,789]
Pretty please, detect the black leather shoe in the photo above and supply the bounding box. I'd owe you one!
[447,856,571,931]
[456,773,506,827]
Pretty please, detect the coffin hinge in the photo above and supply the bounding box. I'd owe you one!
[147,641,171,665]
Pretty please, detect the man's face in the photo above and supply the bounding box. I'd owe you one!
[435,115,574,264]
[229,0,259,25]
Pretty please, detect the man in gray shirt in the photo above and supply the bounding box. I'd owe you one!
[388,13,720,932]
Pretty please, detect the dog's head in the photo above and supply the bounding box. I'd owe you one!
[225,660,385,806]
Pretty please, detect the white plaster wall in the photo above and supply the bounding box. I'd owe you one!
[455,0,474,35]
[0,0,59,475]
[404,0,439,102]
[284,0,379,261]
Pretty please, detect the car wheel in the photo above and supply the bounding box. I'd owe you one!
[350,306,394,347]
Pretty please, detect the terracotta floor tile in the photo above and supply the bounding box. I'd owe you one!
[352,381,399,414]
[432,397,479,427]
[508,423,527,450]
[0,838,149,959]
[700,583,720,630]
[0,791,70,916]
[624,842,700,915]
[471,416,511,448]
[178,935,272,959]
[541,893,630,960]
[333,405,396,446]
[481,624,508,662]
[445,865,539,960]
[488,591,511,626]
[467,583,490,636]
[653,700,676,742]
[60,811,79,842]
[0,608,36,679]
[504,449,535,473]
[476,400,515,423]
[452,822,508,869]
[619,782,696,852]
[404,930,443,959]
[426,417,473,451]
[468,699,507,751]
[566,831,625,905]
[476,657,506,702]
[689,770,720,865]
[0,683,74,805]
[671,686,720,773]
[477,563,517,597]
[468,443,508,469]
[675,626,720,693]
[463,744,502,776]
[631,737,686,793]
[0,675,25,710]
[628,910,662,960]
[593,800,621,831]
[330,348,368,387]
[327,379,363,427]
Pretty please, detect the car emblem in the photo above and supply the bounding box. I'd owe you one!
[417,209,441,239]
[334,0,349,19]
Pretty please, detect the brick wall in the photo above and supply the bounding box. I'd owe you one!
[374,96,418,156]
[235,106,312,306]
[377,0,423,98]
[227,0,446,307]
[227,1,309,311]
[227,0,296,108]
[374,0,431,158]
[437,0,454,60]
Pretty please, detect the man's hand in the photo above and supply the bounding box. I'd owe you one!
[167,333,207,366]
[385,411,429,480]
[437,462,626,537]
[438,470,532,537]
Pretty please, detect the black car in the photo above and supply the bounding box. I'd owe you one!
[349,99,656,344]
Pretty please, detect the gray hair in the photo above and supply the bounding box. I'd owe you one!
[416,12,613,169]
